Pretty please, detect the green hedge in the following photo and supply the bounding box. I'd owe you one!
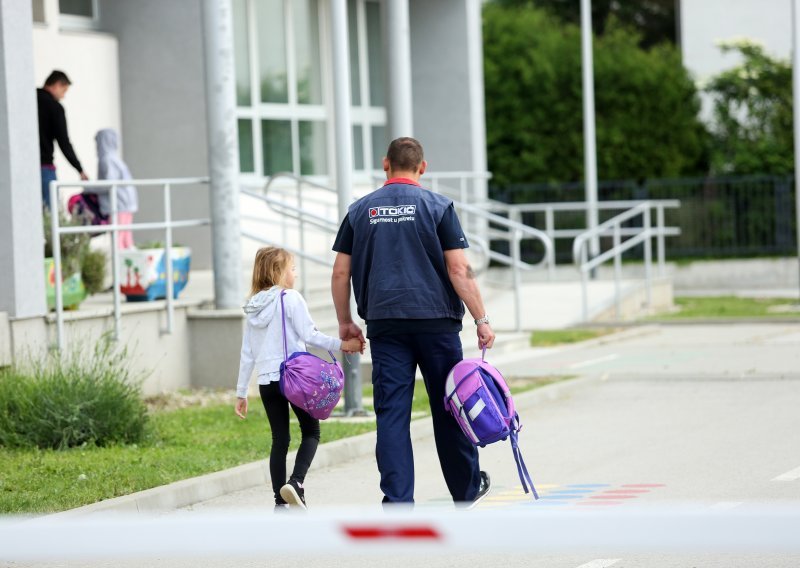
[483,3,710,186]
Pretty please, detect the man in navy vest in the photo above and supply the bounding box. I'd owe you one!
[332,137,496,507]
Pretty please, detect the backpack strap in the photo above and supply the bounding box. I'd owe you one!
[280,290,338,364]
[510,417,539,499]
[280,290,289,364]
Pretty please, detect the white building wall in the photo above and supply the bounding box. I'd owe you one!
[32,0,121,199]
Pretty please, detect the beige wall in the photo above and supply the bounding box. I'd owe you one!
[32,0,121,201]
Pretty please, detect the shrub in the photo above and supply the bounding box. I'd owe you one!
[42,210,90,276]
[81,249,107,295]
[705,39,793,175]
[483,3,710,186]
[0,339,148,450]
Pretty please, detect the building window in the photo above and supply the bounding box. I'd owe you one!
[234,0,328,177]
[58,0,99,29]
[233,0,387,179]
[349,0,388,172]
[32,0,46,24]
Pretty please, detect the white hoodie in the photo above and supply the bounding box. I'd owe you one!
[236,286,342,397]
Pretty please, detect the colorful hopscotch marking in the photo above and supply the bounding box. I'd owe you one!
[475,482,667,509]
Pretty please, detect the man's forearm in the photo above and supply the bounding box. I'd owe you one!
[449,269,487,321]
[331,273,353,324]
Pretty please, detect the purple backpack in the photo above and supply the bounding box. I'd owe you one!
[444,349,538,498]
[278,291,344,420]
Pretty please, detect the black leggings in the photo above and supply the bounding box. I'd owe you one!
[259,382,320,501]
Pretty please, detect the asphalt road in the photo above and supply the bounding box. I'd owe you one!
[4,323,799,568]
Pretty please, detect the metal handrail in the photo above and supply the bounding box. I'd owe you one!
[490,198,681,250]
[48,177,211,351]
[250,171,553,331]
[572,201,681,322]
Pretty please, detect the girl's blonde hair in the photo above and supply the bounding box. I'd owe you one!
[250,247,292,296]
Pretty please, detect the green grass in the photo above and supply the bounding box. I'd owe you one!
[530,328,617,347]
[656,296,800,319]
[0,376,565,514]
[0,401,375,514]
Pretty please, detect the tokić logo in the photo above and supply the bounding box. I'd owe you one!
[369,205,416,217]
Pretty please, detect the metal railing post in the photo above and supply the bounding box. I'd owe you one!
[164,183,174,334]
[297,178,307,298]
[580,245,589,322]
[50,181,65,351]
[613,222,622,320]
[643,207,653,309]
[545,206,555,251]
[110,184,121,342]
[511,228,522,331]
[459,177,469,233]
[656,203,666,277]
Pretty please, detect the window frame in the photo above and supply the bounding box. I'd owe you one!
[234,0,387,182]
[58,0,100,31]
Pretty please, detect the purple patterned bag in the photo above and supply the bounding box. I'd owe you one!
[277,291,344,420]
[444,348,538,498]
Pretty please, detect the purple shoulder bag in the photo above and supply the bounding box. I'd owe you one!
[277,291,344,420]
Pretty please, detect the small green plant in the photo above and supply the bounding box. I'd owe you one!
[43,210,90,277]
[81,249,107,295]
[0,337,148,450]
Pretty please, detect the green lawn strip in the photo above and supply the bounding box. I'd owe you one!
[0,403,374,514]
[656,296,799,319]
[530,328,618,347]
[1,375,567,515]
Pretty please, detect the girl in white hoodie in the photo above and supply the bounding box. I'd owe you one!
[235,247,363,511]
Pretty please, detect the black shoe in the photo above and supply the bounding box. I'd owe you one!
[280,479,307,510]
[274,503,290,513]
[466,471,491,510]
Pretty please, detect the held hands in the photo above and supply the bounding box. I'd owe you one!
[235,397,248,419]
[477,323,496,350]
[342,337,366,354]
[339,322,366,354]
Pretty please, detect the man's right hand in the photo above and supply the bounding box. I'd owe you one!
[477,323,495,350]
[339,322,365,343]
[79,171,89,181]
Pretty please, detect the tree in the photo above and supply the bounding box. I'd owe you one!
[483,3,709,187]
[493,0,678,48]
[705,39,793,175]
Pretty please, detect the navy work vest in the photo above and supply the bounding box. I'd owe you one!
[347,181,466,322]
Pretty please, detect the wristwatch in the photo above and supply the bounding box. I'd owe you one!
[474,315,490,325]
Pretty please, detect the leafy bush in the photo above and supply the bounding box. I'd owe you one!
[483,3,710,186]
[705,39,793,175]
[42,210,90,276]
[81,249,107,295]
[0,339,148,450]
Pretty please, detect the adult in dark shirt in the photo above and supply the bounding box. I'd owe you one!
[331,137,496,508]
[37,70,88,209]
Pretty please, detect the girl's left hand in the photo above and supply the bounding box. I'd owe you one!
[235,397,248,419]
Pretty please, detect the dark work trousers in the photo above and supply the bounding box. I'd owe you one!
[259,382,320,502]
[370,332,480,504]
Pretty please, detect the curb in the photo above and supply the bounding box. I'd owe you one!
[51,375,594,518]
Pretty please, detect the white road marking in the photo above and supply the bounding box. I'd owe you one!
[709,502,743,511]
[569,353,619,369]
[575,560,621,568]
[773,465,800,481]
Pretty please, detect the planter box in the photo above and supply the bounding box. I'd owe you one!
[44,258,86,310]
[119,247,191,302]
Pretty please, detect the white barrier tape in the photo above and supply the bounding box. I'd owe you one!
[1,506,799,560]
